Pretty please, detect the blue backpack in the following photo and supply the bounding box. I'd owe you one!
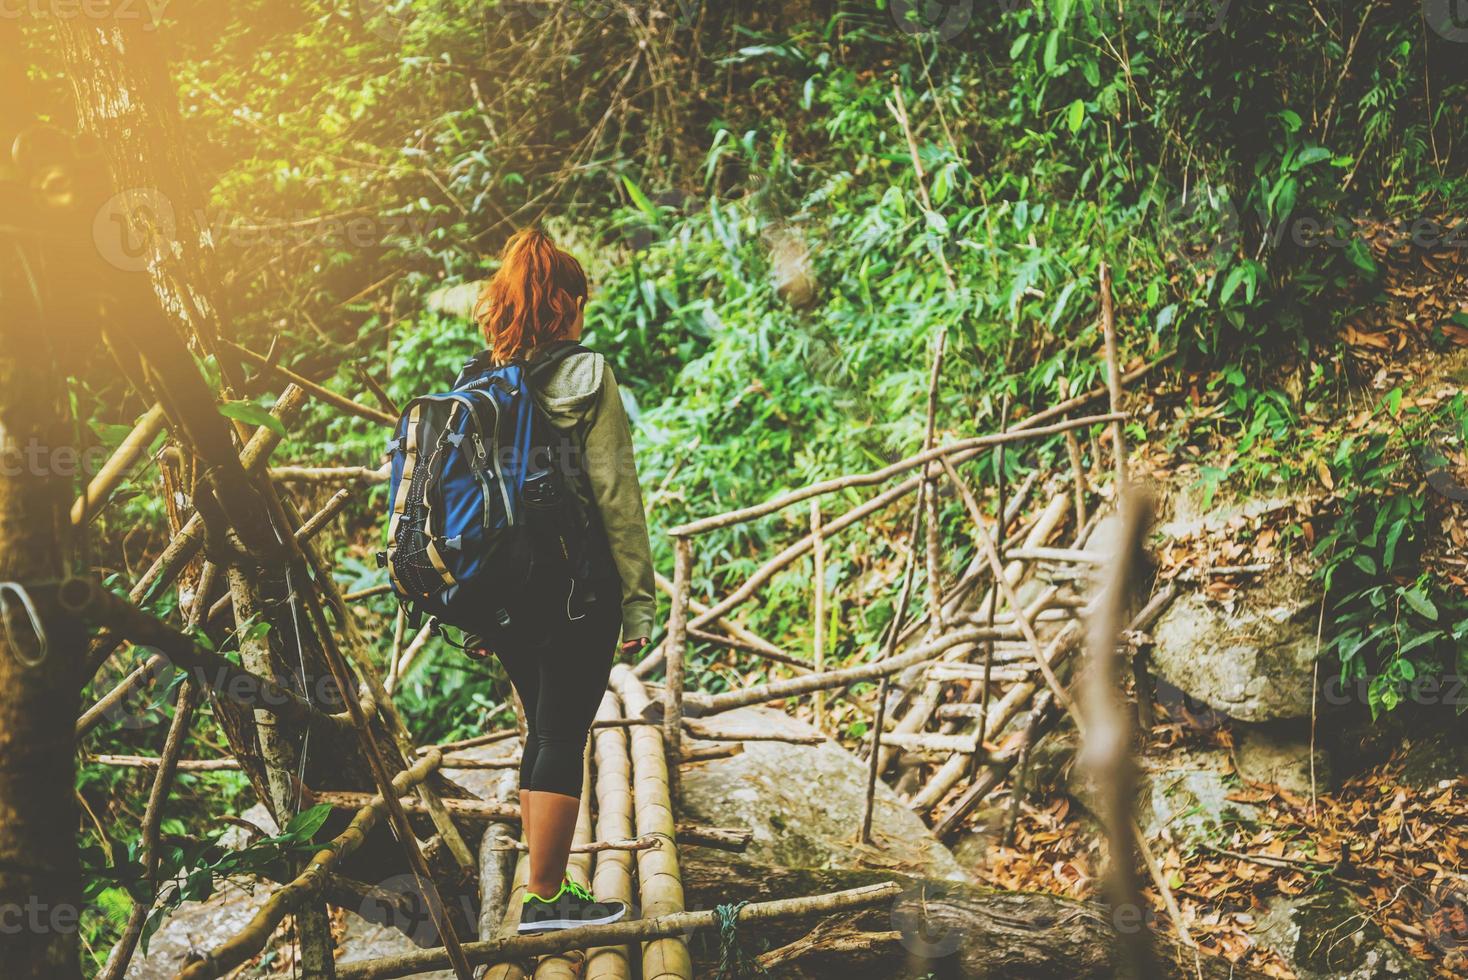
[380,342,605,641]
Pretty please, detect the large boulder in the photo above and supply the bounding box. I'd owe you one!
[1253,887,1427,979]
[1149,565,1324,722]
[678,706,965,880]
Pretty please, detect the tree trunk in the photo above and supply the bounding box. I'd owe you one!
[0,32,94,980]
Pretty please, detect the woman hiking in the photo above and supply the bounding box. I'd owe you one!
[469,227,655,933]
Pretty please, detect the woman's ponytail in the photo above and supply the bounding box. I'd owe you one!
[474,227,588,364]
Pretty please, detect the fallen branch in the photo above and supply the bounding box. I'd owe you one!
[176,751,445,980]
[333,881,902,980]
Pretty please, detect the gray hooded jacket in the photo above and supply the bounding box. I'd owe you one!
[530,348,656,641]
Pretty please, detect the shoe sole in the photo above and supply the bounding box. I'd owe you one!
[517,906,628,934]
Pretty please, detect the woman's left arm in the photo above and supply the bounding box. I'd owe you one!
[582,362,656,644]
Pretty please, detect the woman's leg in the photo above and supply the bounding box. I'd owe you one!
[522,601,620,897]
[492,642,542,854]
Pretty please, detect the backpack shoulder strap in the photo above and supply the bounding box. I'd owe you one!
[525,341,590,384]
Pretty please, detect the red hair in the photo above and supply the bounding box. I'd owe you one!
[474,227,588,364]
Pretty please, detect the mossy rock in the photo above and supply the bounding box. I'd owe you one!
[1254,887,1426,979]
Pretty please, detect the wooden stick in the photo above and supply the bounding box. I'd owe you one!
[943,459,1082,727]
[88,754,238,772]
[296,590,475,980]
[310,792,520,823]
[224,339,397,427]
[71,402,166,526]
[1005,546,1108,566]
[664,537,692,770]
[666,411,1125,537]
[861,500,924,844]
[345,583,393,602]
[477,772,519,954]
[270,464,389,485]
[68,579,349,732]
[1099,263,1127,493]
[78,387,307,734]
[810,498,828,729]
[686,629,813,673]
[334,881,903,980]
[492,834,660,857]
[176,751,445,980]
[677,626,1005,717]
[1060,379,1089,529]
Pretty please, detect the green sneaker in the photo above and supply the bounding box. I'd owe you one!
[518,878,628,934]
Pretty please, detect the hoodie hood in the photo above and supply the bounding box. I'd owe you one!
[533,349,606,424]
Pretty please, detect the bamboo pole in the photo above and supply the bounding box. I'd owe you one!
[587,694,635,980]
[270,464,389,484]
[1060,379,1089,528]
[482,843,531,980]
[943,458,1082,725]
[532,754,595,980]
[609,666,692,980]
[335,882,902,980]
[924,586,1174,830]
[71,402,166,526]
[478,772,519,952]
[175,751,445,980]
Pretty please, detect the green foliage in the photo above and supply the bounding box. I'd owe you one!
[1315,394,1468,718]
[80,804,334,955]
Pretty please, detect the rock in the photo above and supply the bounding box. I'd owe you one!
[124,878,459,980]
[1234,723,1332,796]
[677,706,965,880]
[1150,566,1324,722]
[131,740,521,978]
[1128,745,1260,850]
[1252,887,1427,979]
[1398,730,1468,791]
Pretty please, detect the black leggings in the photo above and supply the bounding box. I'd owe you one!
[493,596,620,797]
